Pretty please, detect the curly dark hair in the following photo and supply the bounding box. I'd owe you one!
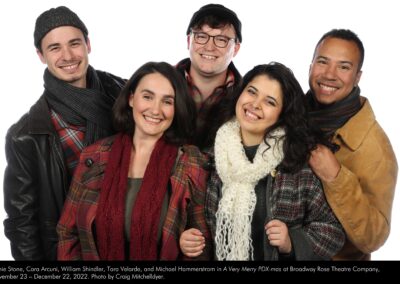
[205,62,319,173]
[112,62,196,145]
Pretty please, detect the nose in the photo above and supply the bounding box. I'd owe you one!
[62,47,73,60]
[150,100,161,115]
[204,36,216,50]
[252,98,262,110]
[323,63,337,79]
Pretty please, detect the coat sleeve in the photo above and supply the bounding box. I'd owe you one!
[323,149,397,253]
[184,150,212,260]
[57,178,83,260]
[162,146,212,260]
[291,173,345,260]
[3,131,43,260]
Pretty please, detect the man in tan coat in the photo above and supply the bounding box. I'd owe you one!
[307,29,398,260]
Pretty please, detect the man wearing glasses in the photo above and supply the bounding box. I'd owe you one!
[176,4,242,150]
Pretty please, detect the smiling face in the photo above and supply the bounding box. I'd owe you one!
[188,24,240,78]
[129,73,175,140]
[235,74,283,146]
[37,26,91,88]
[309,37,362,105]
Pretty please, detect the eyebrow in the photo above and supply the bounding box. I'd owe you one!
[141,89,175,99]
[162,95,175,100]
[45,43,60,51]
[317,55,354,66]
[248,85,280,105]
[193,30,235,38]
[267,96,279,104]
[141,89,155,95]
[45,38,83,51]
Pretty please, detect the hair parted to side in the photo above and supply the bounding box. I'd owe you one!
[206,62,320,173]
[112,62,196,145]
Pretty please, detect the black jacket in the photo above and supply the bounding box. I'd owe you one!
[3,70,125,260]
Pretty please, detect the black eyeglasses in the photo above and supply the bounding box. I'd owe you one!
[191,31,236,48]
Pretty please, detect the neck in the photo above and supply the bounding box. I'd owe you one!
[129,134,160,178]
[240,129,263,147]
[133,134,159,155]
[190,68,227,100]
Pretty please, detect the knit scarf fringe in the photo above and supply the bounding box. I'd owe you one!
[214,119,284,260]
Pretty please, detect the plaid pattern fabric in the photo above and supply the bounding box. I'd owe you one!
[205,150,344,260]
[184,68,235,110]
[161,145,211,260]
[57,136,211,260]
[50,109,85,176]
[176,59,241,137]
[271,167,344,258]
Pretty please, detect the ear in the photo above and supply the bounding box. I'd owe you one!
[86,37,91,54]
[355,70,362,86]
[36,49,46,64]
[187,35,191,50]
[233,42,241,57]
[128,93,134,108]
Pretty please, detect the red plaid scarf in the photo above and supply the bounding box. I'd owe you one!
[96,133,178,260]
[50,109,85,176]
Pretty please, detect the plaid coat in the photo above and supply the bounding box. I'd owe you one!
[57,135,211,260]
[206,153,345,260]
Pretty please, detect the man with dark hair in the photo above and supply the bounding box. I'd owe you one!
[307,29,398,260]
[176,3,242,149]
[3,6,125,260]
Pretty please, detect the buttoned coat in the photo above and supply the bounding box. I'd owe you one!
[323,98,398,260]
[57,135,211,260]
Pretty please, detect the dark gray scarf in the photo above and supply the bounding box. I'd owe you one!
[44,65,115,146]
[305,87,362,151]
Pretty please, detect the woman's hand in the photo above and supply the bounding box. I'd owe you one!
[179,228,205,257]
[265,219,292,254]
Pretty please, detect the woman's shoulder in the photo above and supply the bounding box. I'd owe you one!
[81,135,117,155]
[180,144,209,164]
[179,144,209,168]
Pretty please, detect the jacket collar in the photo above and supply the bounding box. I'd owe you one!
[28,94,56,135]
[176,58,242,87]
[335,97,375,151]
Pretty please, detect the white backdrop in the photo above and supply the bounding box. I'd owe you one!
[0,0,398,260]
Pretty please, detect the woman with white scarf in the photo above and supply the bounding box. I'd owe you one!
[180,62,345,260]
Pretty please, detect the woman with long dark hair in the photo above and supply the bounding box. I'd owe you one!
[57,62,211,260]
[180,62,344,260]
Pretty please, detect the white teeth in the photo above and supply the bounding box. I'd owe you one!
[202,55,216,60]
[61,64,78,70]
[245,110,259,120]
[144,116,161,123]
[320,84,337,92]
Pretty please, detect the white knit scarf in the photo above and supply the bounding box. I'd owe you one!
[214,118,285,260]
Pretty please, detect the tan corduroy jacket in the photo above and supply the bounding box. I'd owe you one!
[323,97,398,260]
